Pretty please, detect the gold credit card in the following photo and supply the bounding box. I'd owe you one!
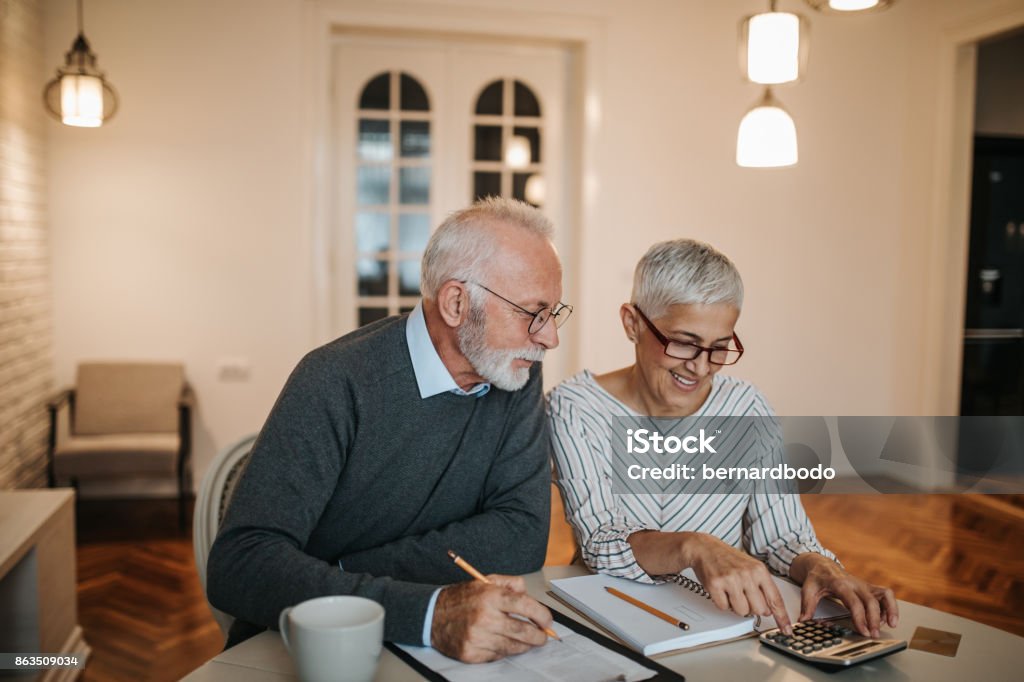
[909,626,962,657]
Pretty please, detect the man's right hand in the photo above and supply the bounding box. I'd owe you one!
[429,574,553,663]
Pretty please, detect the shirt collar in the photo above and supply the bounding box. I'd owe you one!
[406,302,490,400]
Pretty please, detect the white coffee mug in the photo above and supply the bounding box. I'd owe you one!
[278,596,384,682]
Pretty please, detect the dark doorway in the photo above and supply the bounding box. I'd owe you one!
[960,135,1024,416]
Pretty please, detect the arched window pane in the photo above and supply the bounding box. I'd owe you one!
[512,173,532,205]
[475,80,503,115]
[474,172,500,201]
[400,73,430,111]
[514,80,541,117]
[399,167,430,204]
[357,167,390,205]
[474,125,502,161]
[398,214,430,252]
[355,212,390,253]
[357,259,388,296]
[400,121,430,158]
[358,119,391,161]
[398,260,421,296]
[359,73,390,110]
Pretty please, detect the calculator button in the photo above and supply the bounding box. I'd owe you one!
[802,647,815,654]
[812,644,824,650]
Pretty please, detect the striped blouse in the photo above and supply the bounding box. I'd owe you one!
[547,369,836,583]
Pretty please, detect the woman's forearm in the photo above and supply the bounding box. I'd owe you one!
[626,529,699,575]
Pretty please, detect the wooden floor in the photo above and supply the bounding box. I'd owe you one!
[73,492,1024,681]
[75,500,223,682]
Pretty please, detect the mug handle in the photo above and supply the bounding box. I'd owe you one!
[278,607,293,652]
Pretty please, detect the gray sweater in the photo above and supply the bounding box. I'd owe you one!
[206,315,551,647]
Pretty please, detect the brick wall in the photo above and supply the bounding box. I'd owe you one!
[0,0,54,489]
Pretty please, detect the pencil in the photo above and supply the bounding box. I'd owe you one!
[446,549,561,641]
[605,586,690,630]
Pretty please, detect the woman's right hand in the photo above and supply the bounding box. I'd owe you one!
[628,530,793,634]
[682,533,793,634]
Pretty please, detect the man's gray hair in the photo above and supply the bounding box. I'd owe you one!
[420,197,554,299]
[631,239,744,317]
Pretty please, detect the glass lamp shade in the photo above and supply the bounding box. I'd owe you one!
[43,34,118,127]
[59,75,104,126]
[830,0,879,8]
[804,0,896,13]
[739,11,808,85]
[524,174,545,205]
[505,135,531,169]
[736,90,798,168]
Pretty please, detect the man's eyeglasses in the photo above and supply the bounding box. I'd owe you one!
[467,282,573,335]
[634,306,744,366]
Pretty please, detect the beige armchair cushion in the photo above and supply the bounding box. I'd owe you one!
[74,362,184,435]
[54,432,181,478]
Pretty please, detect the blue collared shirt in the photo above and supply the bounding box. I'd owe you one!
[406,302,491,400]
[340,303,490,647]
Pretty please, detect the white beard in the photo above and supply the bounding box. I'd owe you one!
[457,303,545,391]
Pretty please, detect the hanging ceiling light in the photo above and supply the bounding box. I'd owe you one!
[736,88,798,168]
[804,0,897,13]
[43,0,118,127]
[739,1,809,85]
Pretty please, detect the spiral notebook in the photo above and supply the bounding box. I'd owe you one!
[549,570,848,657]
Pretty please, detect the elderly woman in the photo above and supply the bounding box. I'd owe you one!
[548,239,897,638]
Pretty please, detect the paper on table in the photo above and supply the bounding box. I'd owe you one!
[396,621,657,682]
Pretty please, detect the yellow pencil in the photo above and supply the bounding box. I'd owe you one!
[605,586,690,630]
[446,549,561,641]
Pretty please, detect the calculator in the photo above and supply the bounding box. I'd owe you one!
[759,619,907,667]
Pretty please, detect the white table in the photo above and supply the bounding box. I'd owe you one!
[182,565,1024,681]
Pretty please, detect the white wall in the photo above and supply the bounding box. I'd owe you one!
[44,0,311,494]
[41,0,1024,493]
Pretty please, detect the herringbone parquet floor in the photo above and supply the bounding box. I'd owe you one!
[73,492,1024,681]
[75,500,223,682]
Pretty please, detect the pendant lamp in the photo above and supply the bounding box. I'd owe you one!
[736,89,798,168]
[804,0,897,13]
[739,1,809,85]
[43,0,118,127]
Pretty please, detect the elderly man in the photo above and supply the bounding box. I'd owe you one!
[207,197,571,663]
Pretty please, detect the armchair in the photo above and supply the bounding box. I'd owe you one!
[47,362,194,529]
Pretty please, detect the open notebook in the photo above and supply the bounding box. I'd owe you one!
[550,569,848,656]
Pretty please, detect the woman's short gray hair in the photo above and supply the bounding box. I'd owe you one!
[420,197,554,299]
[631,239,744,317]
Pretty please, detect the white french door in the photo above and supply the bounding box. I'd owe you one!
[331,32,572,386]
